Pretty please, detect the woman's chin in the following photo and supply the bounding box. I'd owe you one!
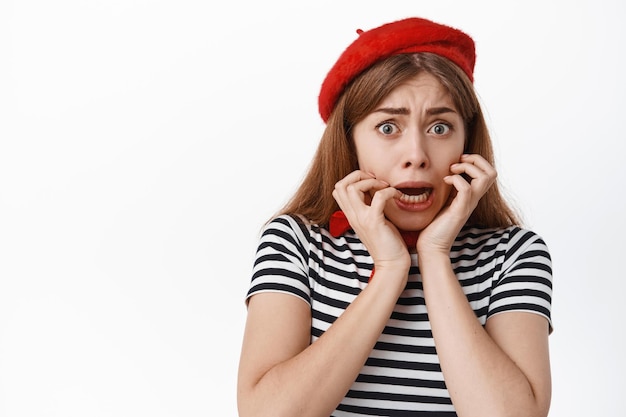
[386,211,435,232]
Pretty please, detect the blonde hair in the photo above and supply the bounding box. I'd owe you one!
[278,53,521,228]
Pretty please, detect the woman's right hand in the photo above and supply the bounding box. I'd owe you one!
[332,170,411,277]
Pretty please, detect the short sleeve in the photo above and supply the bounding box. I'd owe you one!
[245,215,312,306]
[487,228,553,331]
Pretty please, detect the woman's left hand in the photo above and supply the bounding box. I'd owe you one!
[417,154,497,255]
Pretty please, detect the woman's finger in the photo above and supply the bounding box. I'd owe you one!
[449,156,496,194]
[345,178,389,198]
[334,171,391,208]
[369,186,402,213]
[458,154,497,179]
[334,170,375,190]
[449,163,493,188]
[333,171,374,211]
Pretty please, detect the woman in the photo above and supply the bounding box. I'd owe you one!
[238,17,553,417]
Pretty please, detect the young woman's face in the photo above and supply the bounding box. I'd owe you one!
[352,72,466,231]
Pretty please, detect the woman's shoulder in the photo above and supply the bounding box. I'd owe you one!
[454,224,551,270]
[454,224,550,258]
[259,214,322,252]
[458,224,547,245]
[262,213,315,236]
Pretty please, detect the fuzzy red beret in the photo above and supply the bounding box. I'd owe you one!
[318,17,476,123]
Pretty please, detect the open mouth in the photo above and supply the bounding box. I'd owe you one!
[397,187,432,204]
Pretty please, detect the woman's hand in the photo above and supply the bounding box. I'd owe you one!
[333,170,411,274]
[417,154,497,255]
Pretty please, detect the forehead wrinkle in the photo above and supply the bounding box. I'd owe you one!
[371,105,458,117]
[426,106,458,116]
[372,107,410,115]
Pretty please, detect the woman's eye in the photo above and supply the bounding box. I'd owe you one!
[377,122,397,135]
[430,123,451,135]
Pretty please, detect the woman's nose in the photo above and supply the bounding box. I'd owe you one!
[403,132,429,169]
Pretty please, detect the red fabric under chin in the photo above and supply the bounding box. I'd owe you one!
[329,210,419,248]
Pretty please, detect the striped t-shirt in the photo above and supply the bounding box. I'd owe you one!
[246,214,553,416]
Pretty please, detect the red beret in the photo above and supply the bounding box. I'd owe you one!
[318,17,476,122]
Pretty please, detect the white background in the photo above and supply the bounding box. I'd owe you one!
[1,0,624,416]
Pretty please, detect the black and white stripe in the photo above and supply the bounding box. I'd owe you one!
[247,214,553,416]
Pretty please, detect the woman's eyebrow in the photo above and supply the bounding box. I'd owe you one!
[373,107,410,115]
[372,106,458,116]
[426,106,458,116]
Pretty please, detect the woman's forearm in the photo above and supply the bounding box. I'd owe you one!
[419,252,549,417]
[238,268,407,417]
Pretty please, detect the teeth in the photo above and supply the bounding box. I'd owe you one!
[399,189,430,203]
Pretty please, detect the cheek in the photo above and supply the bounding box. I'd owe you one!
[436,151,463,175]
[355,147,383,175]
[448,142,466,165]
[353,138,368,170]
